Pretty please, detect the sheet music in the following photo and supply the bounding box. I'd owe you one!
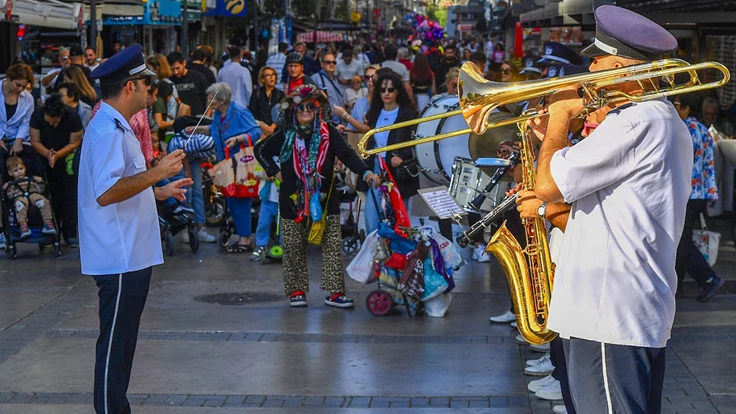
[417,186,467,219]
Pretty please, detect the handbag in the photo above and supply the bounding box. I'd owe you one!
[308,175,335,245]
[692,213,720,267]
[212,142,259,199]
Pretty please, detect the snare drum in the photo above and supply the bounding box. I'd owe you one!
[414,95,471,185]
[449,157,504,212]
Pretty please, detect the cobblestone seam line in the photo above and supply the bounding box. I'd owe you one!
[45,329,517,344]
[0,392,546,409]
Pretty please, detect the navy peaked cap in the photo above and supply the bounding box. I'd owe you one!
[538,42,582,66]
[519,55,546,75]
[582,5,678,61]
[91,44,155,84]
[559,64,589,77]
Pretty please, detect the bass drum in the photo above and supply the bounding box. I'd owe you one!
[414,95,471,185]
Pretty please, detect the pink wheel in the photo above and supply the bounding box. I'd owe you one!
[366,289,393,316]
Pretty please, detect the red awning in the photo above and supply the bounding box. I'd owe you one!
[296,31,344,43]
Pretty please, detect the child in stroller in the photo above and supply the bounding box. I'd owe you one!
[2,157,61,258]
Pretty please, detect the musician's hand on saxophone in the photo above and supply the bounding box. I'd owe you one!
[506,183,522,197]
[516,189,544,219]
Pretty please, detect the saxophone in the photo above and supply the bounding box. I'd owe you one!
[485,119,557,345]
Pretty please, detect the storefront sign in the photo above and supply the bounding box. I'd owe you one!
[202,0,247,18]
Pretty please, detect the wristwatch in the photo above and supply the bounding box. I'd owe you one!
[537,201,548,218]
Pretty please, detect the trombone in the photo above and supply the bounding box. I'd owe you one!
[357,58,730,158]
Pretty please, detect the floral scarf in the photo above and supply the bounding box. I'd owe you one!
[278,118,331,222]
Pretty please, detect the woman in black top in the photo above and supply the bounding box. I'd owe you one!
[29,94,82,246]
[254,84,379,309]
[249,66,285,138]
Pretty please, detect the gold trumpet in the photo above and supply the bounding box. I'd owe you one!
[357,58,730,157]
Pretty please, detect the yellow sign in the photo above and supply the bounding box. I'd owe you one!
[225,0,244,15]
[351,11,361,22]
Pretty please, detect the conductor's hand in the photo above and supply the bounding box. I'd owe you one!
[155,178,193,202]
[516,189,543,219]
[155,149,186,181]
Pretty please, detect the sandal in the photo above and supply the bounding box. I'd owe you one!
[226,242,253,253]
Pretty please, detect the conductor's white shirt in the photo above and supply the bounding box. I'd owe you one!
[78,102,163,275]
[548,99,692,348]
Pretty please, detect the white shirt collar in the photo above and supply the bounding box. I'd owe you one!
[98,101,133,133]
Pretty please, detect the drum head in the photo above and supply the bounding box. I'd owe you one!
[414,95,464,185]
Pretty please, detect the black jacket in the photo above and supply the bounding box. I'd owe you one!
[358,106,419,198]
[254,124,370,220]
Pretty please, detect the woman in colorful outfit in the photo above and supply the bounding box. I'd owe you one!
[672,93,724,301]
[254,85,379,308]
[186,82,262,252]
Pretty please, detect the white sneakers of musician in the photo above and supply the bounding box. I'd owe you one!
[524,353,554,376]
[529,341,551,353]
[553,405,568,413]
[526,352,550,366]
[535,380,563,401]
[473,245,491,262]
[527,374,556,393]
[489,310,516,323]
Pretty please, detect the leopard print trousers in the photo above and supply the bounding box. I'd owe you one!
[281,215,345,296]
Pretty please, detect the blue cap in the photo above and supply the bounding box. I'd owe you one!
[581,5,677,61]
[558,64,590,77]
[519,55,545,76]
[544,64,563,79]
[90,44,155,84]
[538,42,582,66]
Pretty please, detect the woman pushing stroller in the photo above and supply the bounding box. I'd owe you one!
[255,84,380,308]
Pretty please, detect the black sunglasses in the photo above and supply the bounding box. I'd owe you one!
[501,69,512,75]
[129,76,153,86]
[323,60,337,65]
[380,87,396,94]
[294,103,317,113]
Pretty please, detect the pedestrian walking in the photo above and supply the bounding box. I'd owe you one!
[77,44,192,414]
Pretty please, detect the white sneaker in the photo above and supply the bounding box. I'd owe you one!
[510,321,518,328]
[524,353,554,376]
[535,380,562,400]
[489,310,516,323]
[527,374,556,393]
[474,245,491,262]
[198,229,216,243]
[553,405,568,413]
[526,352,550,366]
[515,334,529,345]
[530,342,551,353]
[180,232,189,244]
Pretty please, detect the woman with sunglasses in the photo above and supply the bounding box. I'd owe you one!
[254,84,379,308]
[331,64,380,133]
[360,69,419,235]
[249,66,285,138]
[499,61,520,83]
[186,82,262,253]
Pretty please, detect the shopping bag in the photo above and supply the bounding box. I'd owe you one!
[346,230,380,284]
[209,157,235,188]
[693,213,720,267]
[425,294,452,318]
[421,257,450,302]
[233,136,259,196]
[377,156,411,235]
[431,231,464,270]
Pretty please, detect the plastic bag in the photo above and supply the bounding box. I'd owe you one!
[309,191,322,222]
[432,231,464,270]
[346,230,380,284]
[425,294,452,318]
[421,257,449,302]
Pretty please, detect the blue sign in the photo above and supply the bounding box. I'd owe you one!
[203,0,247,18]
[103,0,183,26]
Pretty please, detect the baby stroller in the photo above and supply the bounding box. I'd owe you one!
[1,177,62,259]
[157,201,199,256]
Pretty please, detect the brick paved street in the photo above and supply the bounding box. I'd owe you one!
[1,219,735,414]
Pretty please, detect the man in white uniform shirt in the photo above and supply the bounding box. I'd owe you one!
[531,6,693,413]
[79,44,192,414]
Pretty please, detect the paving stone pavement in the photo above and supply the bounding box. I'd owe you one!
[1,219,736,413]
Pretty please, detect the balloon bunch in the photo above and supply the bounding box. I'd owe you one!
[404,12,444,42]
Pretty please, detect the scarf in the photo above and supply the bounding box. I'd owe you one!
[278,118,331,221]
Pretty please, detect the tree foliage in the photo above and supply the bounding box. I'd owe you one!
[426,3,448,28]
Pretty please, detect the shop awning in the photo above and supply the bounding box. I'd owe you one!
[11,0,83,30]
[296,30,344,43]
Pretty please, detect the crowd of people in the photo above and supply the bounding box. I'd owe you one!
[1,7,735,412]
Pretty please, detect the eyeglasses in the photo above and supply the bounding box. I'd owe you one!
[262,73,276,78]
[294,103,317,113]
[364,75,375,81]
[323,60,337,65]
[501,69,512,75]
[129,76,153,86]
[380,87,396,94]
